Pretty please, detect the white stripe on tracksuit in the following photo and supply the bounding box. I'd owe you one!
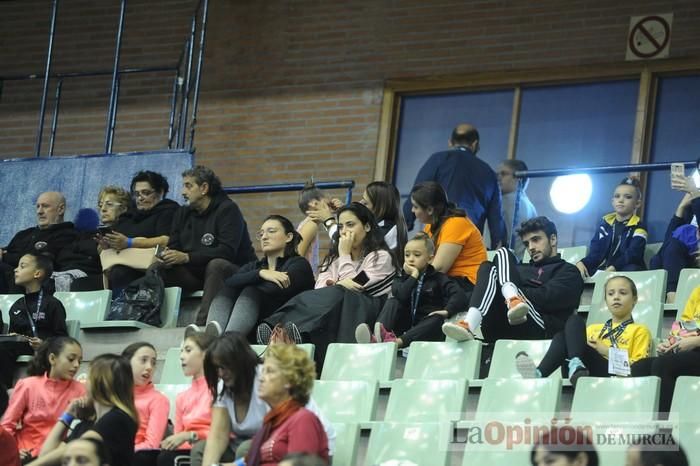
[478,247,545,329]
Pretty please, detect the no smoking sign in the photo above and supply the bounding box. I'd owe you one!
[626,13,673,61]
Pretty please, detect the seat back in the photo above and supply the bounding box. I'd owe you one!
[475,378,561,423]
[644,241,663,268]
[588,270,667,309]
[523,245,587,264]
[570,376,659,422]
[670,376,700,421]
[312,380,377,423]
[332,422,360,466]
[404,341,481,380]
[385,378,468,422]
[488,339,560,379]
[586,300,663,339]
[365,422,449,466]
[674,269,700,319]
[0,294,23,331]
[320,343,396,382]
[55,290,111,324]
[161,287,182,328]
[160,347,190,385]
[155,383,189,421]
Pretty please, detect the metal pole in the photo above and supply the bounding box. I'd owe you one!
[34,0,59,157]
[167,72,181,149]
[105,0,127,154]
[107,75,121,153]
[188,0,209,151]
[178,16,196,148]
[48,78,64,157]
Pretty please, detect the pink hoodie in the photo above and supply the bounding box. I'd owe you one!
[175,376,213,448]
[133,382,169,450]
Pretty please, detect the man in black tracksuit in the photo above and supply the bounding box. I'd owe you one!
[158,166,256,325]
[442,216,583,343]
[0,192,77,293]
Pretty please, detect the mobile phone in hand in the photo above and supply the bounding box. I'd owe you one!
[97,226,113,236]
[671,163,685,178]
[154,244,166,259]
[352,271,369,285]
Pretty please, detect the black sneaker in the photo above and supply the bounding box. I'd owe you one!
[284,322,303,344]
[256,323,273,345]
[569,367,590,389]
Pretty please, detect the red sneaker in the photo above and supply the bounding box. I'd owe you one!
[374,322,397,343]
[506,296,529,325]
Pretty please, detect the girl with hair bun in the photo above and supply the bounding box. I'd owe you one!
[30,353,138,466]
[207,215,315,337]
[1,336,84,463]
[576,176,648,279]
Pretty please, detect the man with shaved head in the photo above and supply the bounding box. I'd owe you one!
[0,191,77,292]
[403,123,507,249]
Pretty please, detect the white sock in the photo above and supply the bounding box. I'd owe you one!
[501,282,519,300]
[464,307,482,331]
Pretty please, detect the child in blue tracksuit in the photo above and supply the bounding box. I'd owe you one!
[576,177,648,278]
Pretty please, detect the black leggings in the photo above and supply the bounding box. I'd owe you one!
[538,314,608,377]
[632,349,700,415]
[376,297,445,347]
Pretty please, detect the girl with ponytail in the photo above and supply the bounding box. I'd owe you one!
[206,215,315,336]
[1,337,84,462]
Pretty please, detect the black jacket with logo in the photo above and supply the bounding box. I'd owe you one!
[114,199,179,239]
[8,290,68,339]
[391,265,467,319]
[3,222,77,268]
[168,193,256,268]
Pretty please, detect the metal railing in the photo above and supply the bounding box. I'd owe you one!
[0,0,209,157]
[224,180,356,206]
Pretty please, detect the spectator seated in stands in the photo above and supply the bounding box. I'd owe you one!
[0,252,68,392]
[30,353,138,466]
[442,216,584,343]
[1,337,84,464]
[576,177,648,279]
[296,182,340,275]
[257,203,397,369]
[308,181,408,262]
[0,191,77,293]
[244,344,329,466]
[138,327,217,466]
[207,215,314,337]
[195,332,334,466]
[355,232,467,347]
[120,342,170,466]
[516,276,651,387]
[101,171,179,293]
[61,438,112,466]
[155,166,257,326]
[54,187,129,292]
[409,181,486,293]
[650,165,700,303]
[531,427,598,466]
[632,283,700,417]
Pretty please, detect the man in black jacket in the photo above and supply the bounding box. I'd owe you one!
[0,191,77,293]
[442,216,583,343]
[158,166,257,325]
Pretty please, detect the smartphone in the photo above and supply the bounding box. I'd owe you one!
[97,226,113,236]
[352,271,370,285]
[154,244,165,259]
[671,163,685,178]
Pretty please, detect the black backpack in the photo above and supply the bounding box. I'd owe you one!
[107,268,164,327]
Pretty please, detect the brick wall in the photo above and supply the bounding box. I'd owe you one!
[2,0,700,243]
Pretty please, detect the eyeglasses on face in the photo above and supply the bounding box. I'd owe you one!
[132,189,156,199]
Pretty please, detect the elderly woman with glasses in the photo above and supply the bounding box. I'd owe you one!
[102,171,180,292]
[205,215,315,337]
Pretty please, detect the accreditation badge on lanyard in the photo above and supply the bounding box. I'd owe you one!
[600,318,633,376]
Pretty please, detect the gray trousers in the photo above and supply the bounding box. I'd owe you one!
[207,286,263,335]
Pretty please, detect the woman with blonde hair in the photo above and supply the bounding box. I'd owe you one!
[29,354,138,466]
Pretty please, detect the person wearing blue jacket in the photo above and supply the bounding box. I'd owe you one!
[576,177,648,278]
[402,123,506,249]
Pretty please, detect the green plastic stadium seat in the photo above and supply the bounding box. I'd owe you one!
[523,245,587,265]
[0,294,23,332]
[570,376,660,422]
[404,341,481,381]
[79,287,181,330]
[486,250,497,261]
[588,270,667,309]
[160,347,190,385]
[488,339,560,379]
[55,290,111,324]
[670,376,700,421]
[321,343,396,383]
[312,380,377,423]
[365,422,449,466]
[475,378,561,423]
[250,343,315,359]
[586,299,664,340]
[673,269,700,319]
[155,383,189,421]
[332,423,359,466]
[644,242,663,268]
[385,378,468,422]
[461,445,531,466]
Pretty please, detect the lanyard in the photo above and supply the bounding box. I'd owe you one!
[23,290,43,338]
[410,272,426,324]
[597,317,633,348]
